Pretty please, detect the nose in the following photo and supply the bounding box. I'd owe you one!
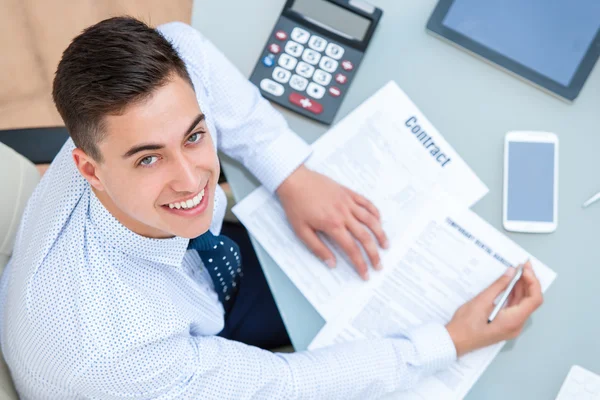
[170,153,199,193]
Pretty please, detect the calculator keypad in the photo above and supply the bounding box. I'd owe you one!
[278,54,297,70]
[272,67,291,84]
[290,27,310,44]
[296,61,315,79]
[319,57,338,73]
[325,42,344,60]
[285,41,304,57]
[302,48,321,65]
[289,74,309,91]
[313,69,332,86]
[307,82,325,99]
[308,35,327,52]
[251,17,363,124]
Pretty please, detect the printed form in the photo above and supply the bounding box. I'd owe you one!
[308,193,557,399]
[232,81,488,321]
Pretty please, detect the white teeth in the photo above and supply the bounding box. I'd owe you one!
[167,190,205,210]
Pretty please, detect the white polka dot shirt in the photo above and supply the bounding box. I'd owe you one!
[0,22,457,399]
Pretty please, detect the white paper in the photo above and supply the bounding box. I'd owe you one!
[308,193,557,399]
[232,81,489,321]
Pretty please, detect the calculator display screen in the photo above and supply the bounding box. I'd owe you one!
[291,0,371,41]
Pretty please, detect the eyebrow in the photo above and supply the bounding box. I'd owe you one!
[122,113,206,159]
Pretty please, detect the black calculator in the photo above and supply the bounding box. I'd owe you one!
[249,0,383,125]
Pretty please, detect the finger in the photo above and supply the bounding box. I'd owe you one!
[477,267,517,305]
[352,205,388,249]
[507,277,526,307]
[331,227,369,280]
[498,266,544,324]
[347,218,381,271]
[349,190,381,220]
[508,261,532,307]
[296,227,336,268]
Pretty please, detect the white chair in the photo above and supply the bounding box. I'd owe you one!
[0,142,41,399]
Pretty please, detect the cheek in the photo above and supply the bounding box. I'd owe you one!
[105,170,164,212]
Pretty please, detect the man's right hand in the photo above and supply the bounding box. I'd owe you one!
[445,261,543,357]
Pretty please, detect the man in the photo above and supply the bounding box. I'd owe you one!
[0,17,543,399]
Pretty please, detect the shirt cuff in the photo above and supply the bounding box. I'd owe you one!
[245,128,312,193]
[404,323,457,375]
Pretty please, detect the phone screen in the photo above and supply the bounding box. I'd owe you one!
[507,141,556,222]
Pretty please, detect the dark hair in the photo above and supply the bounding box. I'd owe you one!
[52,16,193,162]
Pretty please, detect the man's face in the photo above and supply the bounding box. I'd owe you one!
[82,75,219,239]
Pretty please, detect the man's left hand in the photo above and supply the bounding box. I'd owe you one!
[276,166,388,280]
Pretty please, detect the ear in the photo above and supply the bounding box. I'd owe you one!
[72,148,105,191]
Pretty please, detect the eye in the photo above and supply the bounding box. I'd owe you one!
[138,155,158,167]
[187,132,202,144]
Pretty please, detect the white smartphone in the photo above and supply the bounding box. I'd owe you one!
[503,131,559,233]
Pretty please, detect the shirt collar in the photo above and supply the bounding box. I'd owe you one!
[88,188,189,267]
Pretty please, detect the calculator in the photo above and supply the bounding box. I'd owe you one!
[249,0,383,125]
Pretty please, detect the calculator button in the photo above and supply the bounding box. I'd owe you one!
[290,27,310,44]
[319,56,338,73]
[329,86,341,97]
[313,69,332,86]
[335,73,348,84]
[262,55,275,67]
[272,67,291,84]
[275,30,288,41]
[306,82,325,99]
[341,60,354,71]
[289,92,323,114]
[295,61,315,78]
[268,43,281,54]
[278,54,298,70]
[285,41,304,57]
[325,43,345,60]
[289,74,308,91]
[308,35,327,52]
[260,79,284,96]
[302,48,321,65]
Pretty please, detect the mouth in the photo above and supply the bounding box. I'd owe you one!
[161,183,209,217]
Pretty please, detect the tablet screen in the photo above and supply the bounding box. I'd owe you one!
[442,0,600,86]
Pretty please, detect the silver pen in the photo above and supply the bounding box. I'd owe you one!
[488,264,525,323]
[582,192,600,208]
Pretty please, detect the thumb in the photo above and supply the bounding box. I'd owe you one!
[297,227,336,268]
[478,267,517,305]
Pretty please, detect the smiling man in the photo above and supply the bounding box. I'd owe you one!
[0,17,543,399]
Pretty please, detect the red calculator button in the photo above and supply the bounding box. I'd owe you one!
[341,60,354,71]
[329,87,341,97]
[335,73,347,84]
[268,43,281,54]
[275,30,288,41]
[289,92,323,114]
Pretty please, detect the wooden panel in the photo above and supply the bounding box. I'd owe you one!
[0,0,192,131]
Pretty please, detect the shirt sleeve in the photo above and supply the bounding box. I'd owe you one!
[71,323,456,399]
[158,22,312,193]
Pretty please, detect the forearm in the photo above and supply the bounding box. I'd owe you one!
[279,323,457,399]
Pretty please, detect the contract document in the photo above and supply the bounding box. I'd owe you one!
[308,194,557,399]
[232,82,488,320]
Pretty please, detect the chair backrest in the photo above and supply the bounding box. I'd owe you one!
[0,142,41,399]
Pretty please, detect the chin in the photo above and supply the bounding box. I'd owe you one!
[167,215,213,239]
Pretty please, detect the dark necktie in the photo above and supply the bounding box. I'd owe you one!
[187,231,242,312]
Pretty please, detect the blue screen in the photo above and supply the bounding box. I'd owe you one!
[443,0,600,86]
[507,142,555,222]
